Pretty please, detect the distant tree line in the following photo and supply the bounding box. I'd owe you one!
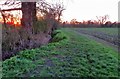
[62,15,119,28]
[62,21,119,28]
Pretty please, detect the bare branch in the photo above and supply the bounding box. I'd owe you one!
[0,8,7,27]
[1,8,21,12]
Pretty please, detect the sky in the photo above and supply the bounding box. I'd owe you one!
[60,0,119,22]
[0,0,119,22]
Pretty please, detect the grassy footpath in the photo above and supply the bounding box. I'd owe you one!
[2,28,119,77]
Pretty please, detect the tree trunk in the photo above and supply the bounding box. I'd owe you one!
[21,2,37,28]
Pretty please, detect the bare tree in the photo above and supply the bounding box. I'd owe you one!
[1,0,37,28]
[21,2,37,28]
[50,3,65,22]
[37,1,65,33]
[37,1,65,22]
[1,0,65,33]
[96,15,109,24]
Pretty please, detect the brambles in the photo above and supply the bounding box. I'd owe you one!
[2,24,51,60]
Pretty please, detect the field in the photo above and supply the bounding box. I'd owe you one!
[75,28,118,35]
[2,28,119,77]
[74,28,119,46]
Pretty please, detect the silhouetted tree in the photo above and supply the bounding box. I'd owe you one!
[2,0,37,28]
[37,1,65,33]
[0,9,6,27]
[21,2,37,28]
[96,15,109,24]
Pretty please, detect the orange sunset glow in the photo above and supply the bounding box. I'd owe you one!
[0,11,22,26]
[0,17,21,26]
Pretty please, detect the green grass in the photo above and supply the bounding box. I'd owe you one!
[74,28,118,36]
[0,62,2,79]
[2,28,119,77]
